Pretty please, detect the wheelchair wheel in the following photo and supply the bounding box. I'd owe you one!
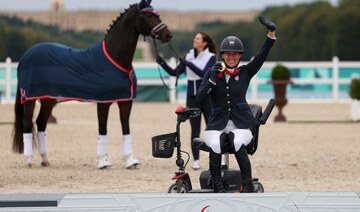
[253,181,264,193]
[168,182,189,193]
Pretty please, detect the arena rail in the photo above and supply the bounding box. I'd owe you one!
[1,57,360,103]
[1,192,360,211]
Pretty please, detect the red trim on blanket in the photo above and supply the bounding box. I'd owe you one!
[20,88,134,104]
[130,75,134,99]
[20,95,134,104]
[102,40,134,74]
[102,39,134,99]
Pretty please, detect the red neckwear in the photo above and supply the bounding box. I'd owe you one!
[217,67,239,79]
[224,68,239,76]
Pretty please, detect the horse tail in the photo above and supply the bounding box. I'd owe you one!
[12,86,24,153]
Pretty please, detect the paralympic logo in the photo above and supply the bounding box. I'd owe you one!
[188,199,234,211]
[201,205,210,212]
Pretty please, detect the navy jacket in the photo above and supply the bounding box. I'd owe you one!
[197,36,275,130]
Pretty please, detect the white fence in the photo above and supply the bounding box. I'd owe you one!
[0,58,18,103]
[1,57,360,103]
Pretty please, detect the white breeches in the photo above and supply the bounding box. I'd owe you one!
[204,120,253,154]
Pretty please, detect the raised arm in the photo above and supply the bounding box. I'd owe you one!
[246,16,277,77]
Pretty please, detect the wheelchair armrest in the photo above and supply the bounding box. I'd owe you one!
[193,138,211,152]
[259,99,275,125]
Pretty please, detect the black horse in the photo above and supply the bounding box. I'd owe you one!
[12,0,172,168]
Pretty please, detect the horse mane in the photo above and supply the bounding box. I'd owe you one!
[104,4,137,39]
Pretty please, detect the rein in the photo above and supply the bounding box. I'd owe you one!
[138,4,180,91]
[152,38,181,91]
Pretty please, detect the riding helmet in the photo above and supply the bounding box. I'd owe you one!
[219,36,244,54]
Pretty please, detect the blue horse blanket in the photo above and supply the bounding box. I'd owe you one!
[17,40,137,103]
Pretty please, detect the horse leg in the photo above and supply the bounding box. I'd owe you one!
[36,99,57,167]
[23,100,36,167]
[47,103,57,124]
[96,102,112,169]
[117,101,139,169]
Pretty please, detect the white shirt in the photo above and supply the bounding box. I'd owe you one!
[185,48,214,81]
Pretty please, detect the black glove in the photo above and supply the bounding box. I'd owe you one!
[209,62,223,83]
[179,57,189,66]
[258,16,276,32]
[156,55,165,65]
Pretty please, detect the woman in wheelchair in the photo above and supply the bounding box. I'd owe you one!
[196,16,277,193]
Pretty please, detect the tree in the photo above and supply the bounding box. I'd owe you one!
[0,15,102,61]
[5,30,27,61]
[0,24,6,60]
[332,2,360,60]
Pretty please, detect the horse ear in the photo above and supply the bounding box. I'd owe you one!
[139,0,152,10]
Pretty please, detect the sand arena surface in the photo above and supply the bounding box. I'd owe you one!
[0,101,359,194]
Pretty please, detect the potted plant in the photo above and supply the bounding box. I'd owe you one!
[271,64,291,122]
[349,77,360,121]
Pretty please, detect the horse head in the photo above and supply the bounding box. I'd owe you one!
[103,0,172,69]
[136,0,172,43]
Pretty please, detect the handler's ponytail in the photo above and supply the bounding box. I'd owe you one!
[200,32,217,56]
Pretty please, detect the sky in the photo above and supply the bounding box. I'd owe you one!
[0,0,338,12]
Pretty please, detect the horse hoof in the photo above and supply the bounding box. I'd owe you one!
[98,156,111,169]
[25,156,34,168]
[125,155,139,169]
[41,161,51,167]
[40,154,50,167]
[126,164,139,170]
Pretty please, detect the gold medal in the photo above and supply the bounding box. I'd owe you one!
[220,62,226,72]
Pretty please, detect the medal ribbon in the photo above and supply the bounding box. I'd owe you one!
[224,68,239,77]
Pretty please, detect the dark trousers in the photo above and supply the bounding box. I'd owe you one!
[187,95,210,160]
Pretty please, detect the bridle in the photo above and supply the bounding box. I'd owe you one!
[138,5,181,91]
[151,22,167,39]
[138,7,167,39]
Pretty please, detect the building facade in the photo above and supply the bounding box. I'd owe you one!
[0,0,258,32]
[0,1,258,61]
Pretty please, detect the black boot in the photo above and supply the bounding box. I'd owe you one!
[209,150,226,193]
[234,145,254,193]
